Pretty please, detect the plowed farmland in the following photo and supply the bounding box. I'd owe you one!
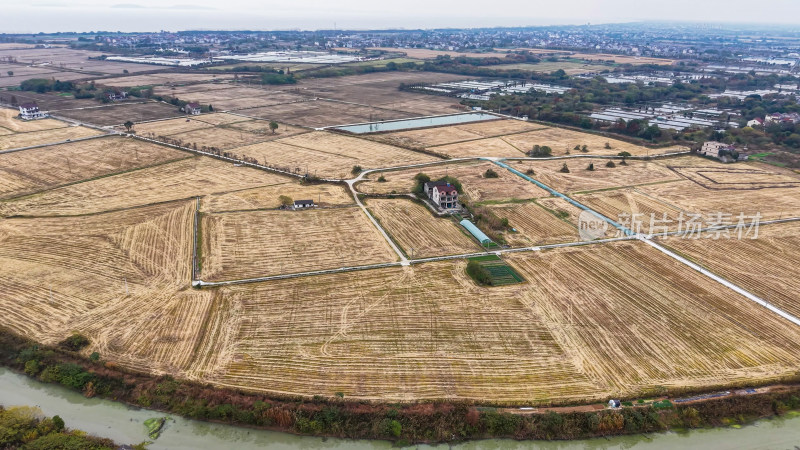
[200,207,398,281]
[365,198,480,257]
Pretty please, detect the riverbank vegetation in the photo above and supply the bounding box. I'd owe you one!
[2,327,800,445]
[0,405,119,449]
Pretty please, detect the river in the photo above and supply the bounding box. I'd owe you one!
[1,368,799,449]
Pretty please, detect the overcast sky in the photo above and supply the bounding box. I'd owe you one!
[4,0,800,33]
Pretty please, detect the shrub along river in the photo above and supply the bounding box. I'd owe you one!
[1,368,799,449]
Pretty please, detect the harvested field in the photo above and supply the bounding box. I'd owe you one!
[200,207,397,281]
[504,241,800,397]
[234,131,440,179]
[0,108,66,133]
[201,183,353,212]
[0,156,287,216]
[575,190,684,233]
[636,179,800,222]
[206,261,602,403]
[434,137,529,158]
[0,91,99,112]
[0,47,157,74]
[0,137,188,201]
[659,221,800,318]
[365,198,480,257]
[535,197,618,238]
[367,47,511,59]
[571,53,675,65]
[491,61,612,75]
[499,127,689,157]
[486,202,579,246]
[56,101,182,126]
[0,125,102,150]
[93,73,235,87]
[358,161,549,202]
[153,85,306,111]
[0,66,88,88]
[509,158,681,193]
[238,99,412,128]
[174,120,307,149]
[667,164,800,190]
[0,201,213,374]
[372,119,542,148]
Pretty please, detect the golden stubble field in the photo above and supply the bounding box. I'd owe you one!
[365,198,480,258]
[0,201,213,374]
[371,119,543,149]
[188,240,800,403]
[0,137,189,201]
[658,221,800,318]
[134,113,309,150]
[0,154,292,216]
[233,131,440,179]
[509,158,682,193]
[2,107,800,406]
[200,206,398,281]
[388,123,691,159]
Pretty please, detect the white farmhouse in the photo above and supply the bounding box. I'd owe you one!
[18,102,47,120]
[424,180,459,210]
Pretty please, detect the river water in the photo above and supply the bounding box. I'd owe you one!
[1,368,799,449]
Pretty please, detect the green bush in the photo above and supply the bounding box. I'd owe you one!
[58,333,89,351]
[466,260,493,286]
[484,168,499,178]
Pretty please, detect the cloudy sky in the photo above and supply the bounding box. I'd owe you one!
[4,0,800,33]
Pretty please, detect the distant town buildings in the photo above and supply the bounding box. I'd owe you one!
[765,112,800,125]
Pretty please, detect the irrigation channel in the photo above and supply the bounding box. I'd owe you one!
[2,368,799,449]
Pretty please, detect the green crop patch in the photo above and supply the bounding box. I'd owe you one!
[467,255,524,286]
